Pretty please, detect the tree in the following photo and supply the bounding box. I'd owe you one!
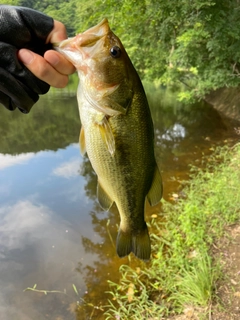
[161,0,240,102]
[68,0,240,102]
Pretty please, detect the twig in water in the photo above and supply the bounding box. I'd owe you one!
[23,284,66,295]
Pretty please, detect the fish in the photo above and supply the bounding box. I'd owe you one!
[54,19,163,261]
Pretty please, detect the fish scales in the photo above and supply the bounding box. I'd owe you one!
[55,18,163,261]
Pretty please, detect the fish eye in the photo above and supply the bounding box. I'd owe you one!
[110,46,121,58]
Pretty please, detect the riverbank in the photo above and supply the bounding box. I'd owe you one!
[103,142,240,319]
[205,87,240,122]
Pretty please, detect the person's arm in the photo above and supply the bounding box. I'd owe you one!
[0,5,75,113]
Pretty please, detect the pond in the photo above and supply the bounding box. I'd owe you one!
[0,83,239,320]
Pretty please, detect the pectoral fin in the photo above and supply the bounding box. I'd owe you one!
[97,181,114,211]
[84,85,124,116]
[97,116,115,156]
[79,127,86,155]
[104,97,129,115]
[147,164,163,206]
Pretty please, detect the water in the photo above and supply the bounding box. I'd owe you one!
[0,85,239,320]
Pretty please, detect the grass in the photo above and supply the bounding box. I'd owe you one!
[174,253,218,307]
[103,143,240,319]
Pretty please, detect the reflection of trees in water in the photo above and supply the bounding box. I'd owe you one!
[0,95,80,154]
[151,98,226,147]
[150,92,228,175]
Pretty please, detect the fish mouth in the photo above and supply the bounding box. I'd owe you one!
[76,18,110,46]
[54,18,110,64]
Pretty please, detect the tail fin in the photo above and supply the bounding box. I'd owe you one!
[116,224,151,261]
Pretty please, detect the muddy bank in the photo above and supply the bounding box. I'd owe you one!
[205,87,240,121]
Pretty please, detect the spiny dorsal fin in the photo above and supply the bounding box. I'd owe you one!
[147,164,163,206]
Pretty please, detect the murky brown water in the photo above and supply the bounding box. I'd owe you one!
[0,84,239,320]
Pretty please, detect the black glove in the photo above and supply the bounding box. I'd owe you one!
[0,5,54,113]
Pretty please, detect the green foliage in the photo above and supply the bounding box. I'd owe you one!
[166,0,240,102]
[105,264,168,319]
[104,144,240,318]
[1,0,19,4]
[18,0,78,35]
[174,254,220,307]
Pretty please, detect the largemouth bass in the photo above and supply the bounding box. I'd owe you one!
[55,19,162,261]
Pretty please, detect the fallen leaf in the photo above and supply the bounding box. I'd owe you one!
[231,279,238,285]
[234,291,240,297]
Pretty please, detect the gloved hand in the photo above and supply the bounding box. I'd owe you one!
[0,5,54,113]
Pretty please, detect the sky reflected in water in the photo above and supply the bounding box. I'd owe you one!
[0,142,106,319]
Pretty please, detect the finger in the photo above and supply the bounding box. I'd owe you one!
[44,50,75,75]
[46,20,68,43]
[18,49,69,88]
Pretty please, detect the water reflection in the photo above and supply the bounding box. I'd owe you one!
[0,85,239,319]
[0,152,36,170]
[162,123,186,141]
[0,144,103,319]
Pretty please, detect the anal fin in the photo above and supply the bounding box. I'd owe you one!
[147,164,163,206]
